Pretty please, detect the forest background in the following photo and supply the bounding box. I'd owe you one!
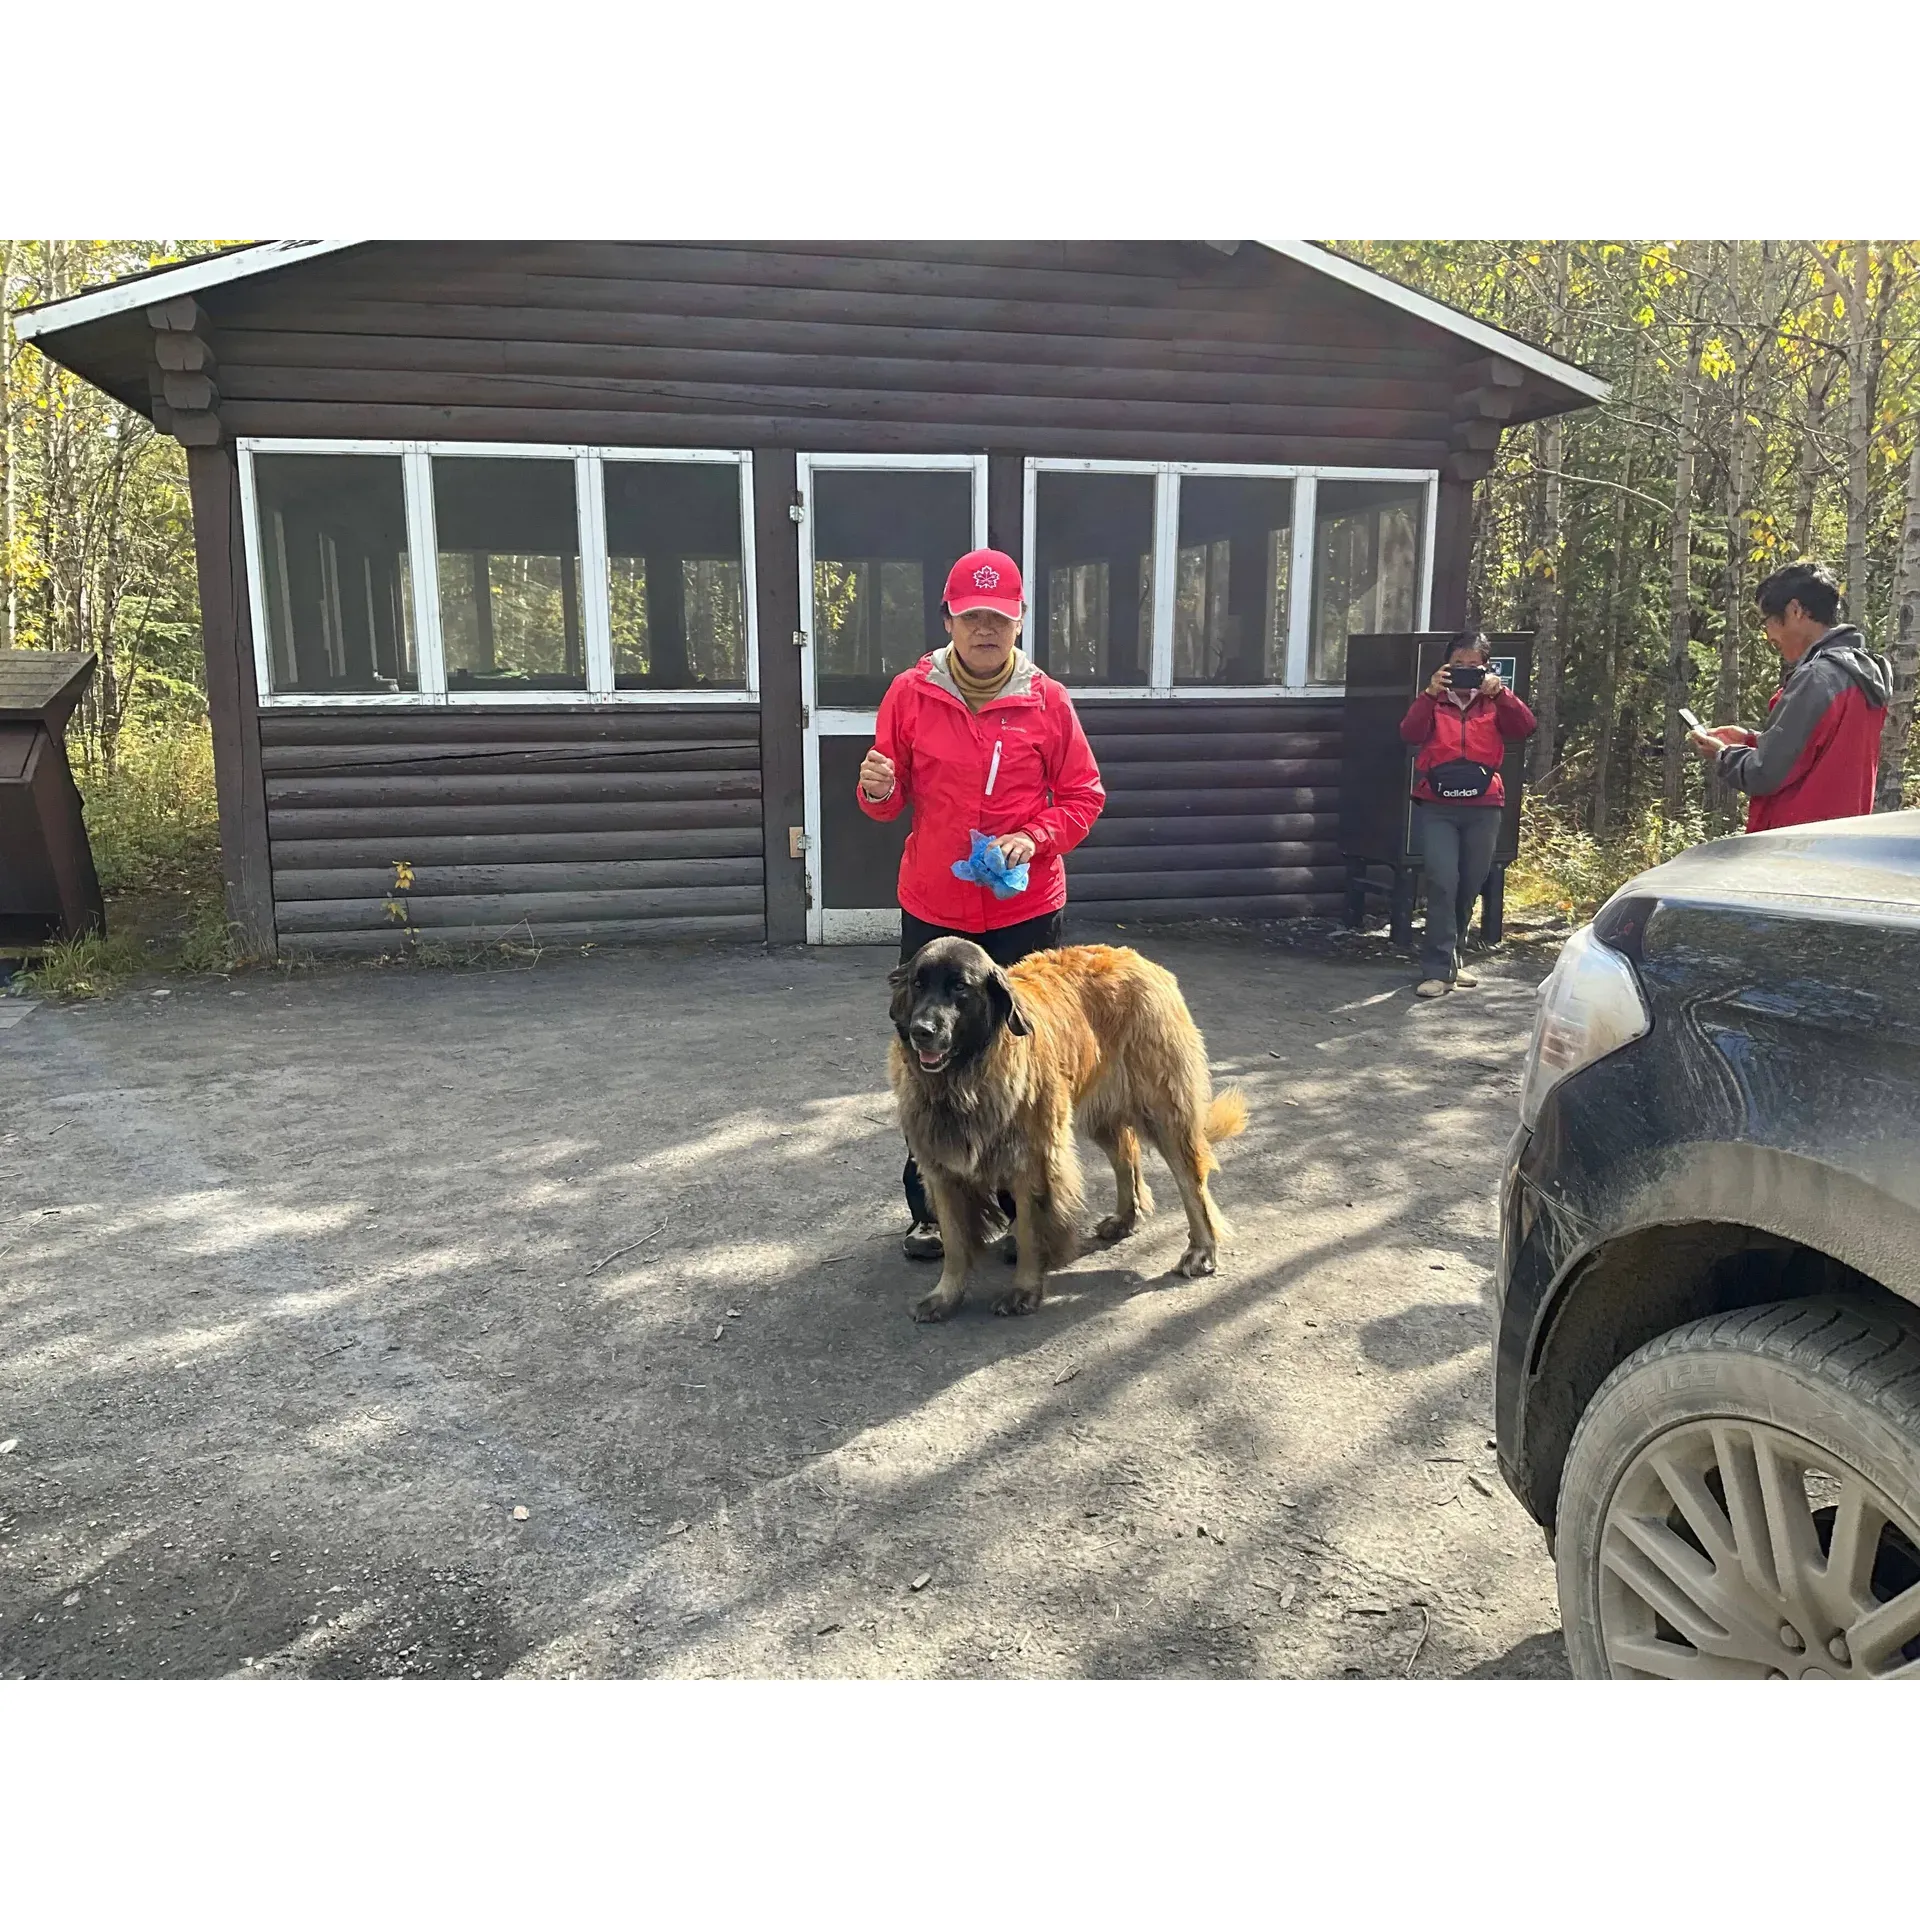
[3,239,1917,983]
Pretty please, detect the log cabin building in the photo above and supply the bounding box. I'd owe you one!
[14,241,1606,955]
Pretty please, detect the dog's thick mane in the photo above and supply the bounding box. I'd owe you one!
[890,1028,1025,1175]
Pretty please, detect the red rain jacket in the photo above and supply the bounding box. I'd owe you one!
[1713,626,1891,833]
[1399,684,1538,807]
[857,650,1106,932]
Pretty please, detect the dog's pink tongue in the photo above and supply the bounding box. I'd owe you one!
[917,1048,944,1066]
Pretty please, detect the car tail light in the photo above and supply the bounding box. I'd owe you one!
[1518,926,1651,1128]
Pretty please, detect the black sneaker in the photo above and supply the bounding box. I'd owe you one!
[902,1222,944,1261]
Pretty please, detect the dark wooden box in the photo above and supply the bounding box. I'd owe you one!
[0,652,105,945]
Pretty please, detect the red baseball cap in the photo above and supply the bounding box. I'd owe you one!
[943,548,1024,620]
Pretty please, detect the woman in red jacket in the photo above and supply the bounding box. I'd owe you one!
[1398,632,1536,999]
[857,547,1107,1259]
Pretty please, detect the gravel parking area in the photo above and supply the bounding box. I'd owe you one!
[0,927,1567,1678]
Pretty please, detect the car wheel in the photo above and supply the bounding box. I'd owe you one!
[1555,1295,1920,1679]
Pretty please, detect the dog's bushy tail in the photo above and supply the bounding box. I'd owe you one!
[1204,1087,1248,1144]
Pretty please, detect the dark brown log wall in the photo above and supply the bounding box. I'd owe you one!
[185,241,1527,470]
[1070,700,1344,922]
[72,242,1588,952]
[261,706,765,953]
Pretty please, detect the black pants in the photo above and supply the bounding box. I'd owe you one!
[1417,802,1500,983]
[899,907,1064,1228]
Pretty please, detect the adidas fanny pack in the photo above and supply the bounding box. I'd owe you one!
[1424,757,1496,802]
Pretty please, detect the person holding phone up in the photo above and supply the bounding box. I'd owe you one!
[1398,631,1537,999]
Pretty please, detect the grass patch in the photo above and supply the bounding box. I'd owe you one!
[1506,794,1721,924]
[13,720,237,999]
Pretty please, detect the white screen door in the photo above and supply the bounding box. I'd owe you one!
[797,455,989,944]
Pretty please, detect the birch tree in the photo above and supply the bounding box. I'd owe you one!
[1880,433,1920,811]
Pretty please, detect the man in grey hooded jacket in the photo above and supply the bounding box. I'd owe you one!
[1691,561,1892,832]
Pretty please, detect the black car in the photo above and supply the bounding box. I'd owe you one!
[1495,811,1920,1679]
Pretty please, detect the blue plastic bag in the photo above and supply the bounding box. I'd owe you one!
[950,829,1030,901]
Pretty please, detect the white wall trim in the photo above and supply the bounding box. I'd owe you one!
[576,453,614,698]
[1025,457,1435,696]
[1149,471,1178,689]
[820,908,902,947]
[1286,473,1318,688]
[11,240,366,341]
[1419,473,1440,633]
[237,436,759,708]
[1075,683,1346,705]
[402,449,447,698]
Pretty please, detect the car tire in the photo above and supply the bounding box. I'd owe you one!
[1555,1294,1920,1679]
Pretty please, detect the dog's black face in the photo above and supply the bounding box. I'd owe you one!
[888,936,1031,1076]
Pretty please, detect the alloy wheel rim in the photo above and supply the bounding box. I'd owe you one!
[1597,1418,1920,1679]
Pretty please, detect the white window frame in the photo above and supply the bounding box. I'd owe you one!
[1023,457,1439,701]
[238,437,759,707]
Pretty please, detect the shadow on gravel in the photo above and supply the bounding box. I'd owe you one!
[1463,1630,1572,1678]
[1358,1301,1490,1372]
[2,929,1553,1678]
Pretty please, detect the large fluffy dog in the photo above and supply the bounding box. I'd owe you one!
[888,938,1246,1322]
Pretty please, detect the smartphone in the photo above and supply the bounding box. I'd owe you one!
[1446,664,1486,691]
[1679,706,1706,734]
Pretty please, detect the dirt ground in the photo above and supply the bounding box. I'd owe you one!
[0,924,1571,1679]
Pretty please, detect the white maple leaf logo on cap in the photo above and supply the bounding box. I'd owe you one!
[972,564,1001,591]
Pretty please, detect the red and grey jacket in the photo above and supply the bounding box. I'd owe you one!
[1398,683,1538,807]
[1714,625,1891,833]
[857,649,1107,932]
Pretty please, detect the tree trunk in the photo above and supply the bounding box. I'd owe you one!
[1879,431,1920,811]
[1792,354,1837,557]
[0,239,16,649]
[1466,476,1489,628]
[1664,280,1706,817]
[1845,241,1875,617]
[1528,243,1571,784]
[1590,343,1645,834]
[1528,409,1566,782]
[1718,255,1750,730]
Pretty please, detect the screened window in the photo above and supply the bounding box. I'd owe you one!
[1309,480,1424,686]
[253,453,415,695]
[432,457,585,692]
[811,467,972,708]
[1031,470,1154,687]
[604,461,747,690]
[1173,476,1293,686]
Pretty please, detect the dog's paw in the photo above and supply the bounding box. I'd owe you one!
[1175,1245,1217,1279]
[912,1289,962,1324]
[993,1284,1044,1317]
[1091,1212,1137,1243]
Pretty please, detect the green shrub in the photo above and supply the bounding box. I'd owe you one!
[1507,795,1721,922]
[78,721,221,894]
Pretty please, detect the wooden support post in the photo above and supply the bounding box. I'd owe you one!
[988,453,1024,566]
[1479,864,1506,943]
[1431,475,1475,630]
[1389,865,1416,949]
[1344,857,1368,930]
[753,449,807,945]
[185,445,276,957]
